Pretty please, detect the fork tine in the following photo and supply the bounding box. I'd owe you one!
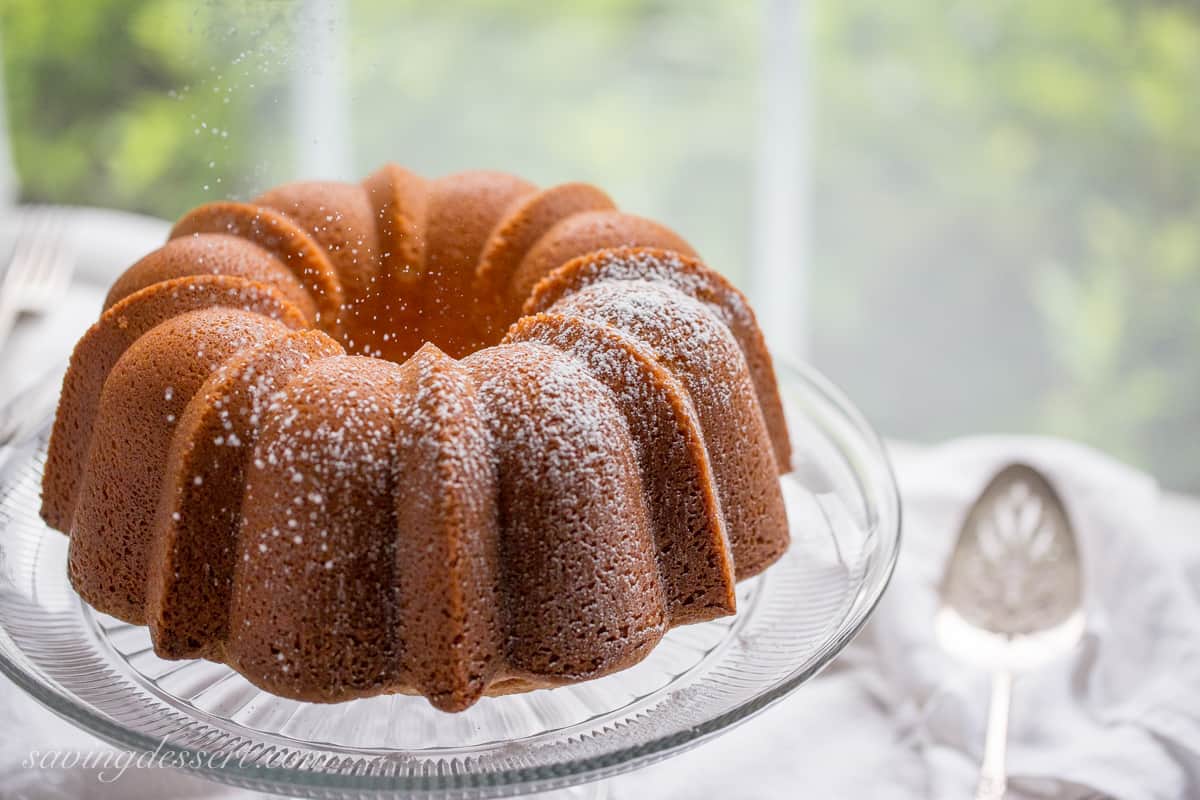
[15,207,50,281]
[2,205,77,314]
[2,207,43,290]
[27,208,70,300]
[44,209,76,299]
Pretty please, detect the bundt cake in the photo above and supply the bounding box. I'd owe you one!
[40,165,793,712]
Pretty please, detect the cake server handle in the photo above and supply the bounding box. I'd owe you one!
[975,669,1012,800]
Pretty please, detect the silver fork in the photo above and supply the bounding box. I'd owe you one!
[0,206,76,354]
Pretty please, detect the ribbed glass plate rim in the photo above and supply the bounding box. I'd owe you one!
[0,359,901,798]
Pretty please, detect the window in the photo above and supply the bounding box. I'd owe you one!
[4,0,1196,489]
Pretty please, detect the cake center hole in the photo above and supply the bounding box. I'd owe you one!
[335,298,510,364]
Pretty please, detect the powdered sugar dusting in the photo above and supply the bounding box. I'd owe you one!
[59,168,788,706]
[526,247,753,330]
[461,342,669,675]
[548,280,739,411]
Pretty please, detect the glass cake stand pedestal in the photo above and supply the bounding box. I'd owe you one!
[0,360,900,799]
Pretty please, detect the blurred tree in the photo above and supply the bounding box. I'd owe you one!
[1,0,296,217]
[810,0,1200,489]
[344,0,757,283]
[2,0,1198,489]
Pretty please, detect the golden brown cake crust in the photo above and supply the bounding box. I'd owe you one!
[525,246,792,471]
[68,308,291,622]
[508,210,697,314]
[41,275,308,532]
[147,329,345,659]
[170,202,345,337]
[389,344,504,711]
[422,171,536,357]
[505,313,737,623]
[461,343,669,680]
[105,233,318,322]
[227,356,409,701]
[362,164,429,362]
[41,165,792,711]
[475,183,615,343]
[544,281,789,578]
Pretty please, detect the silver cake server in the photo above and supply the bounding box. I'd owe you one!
[936,463,1086,800]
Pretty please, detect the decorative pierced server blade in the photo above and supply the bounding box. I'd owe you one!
[941,463,1082,637]
[0,360,900,799]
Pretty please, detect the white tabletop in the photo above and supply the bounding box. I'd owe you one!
[2,208,1198,799]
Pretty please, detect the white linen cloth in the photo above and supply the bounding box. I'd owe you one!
[851,438,1200,799]
[621,438,1200,800]
[2,209,1199,798]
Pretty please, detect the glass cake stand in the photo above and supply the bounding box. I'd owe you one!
[0,360,900,799]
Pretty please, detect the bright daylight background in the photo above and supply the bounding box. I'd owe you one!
[2,0,1197,491]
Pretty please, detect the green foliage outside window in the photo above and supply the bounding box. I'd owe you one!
[3,0,1198,489]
